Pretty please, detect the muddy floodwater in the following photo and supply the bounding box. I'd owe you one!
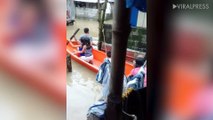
[66,18,112,40]
[67,60,102,120]
[66,18,113,120]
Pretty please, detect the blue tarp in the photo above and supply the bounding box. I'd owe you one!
[126,0,146,27]
[130,7,139,27]
[126,0,146,12]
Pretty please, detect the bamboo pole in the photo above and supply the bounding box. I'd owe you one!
[97,0,103,50]
[105,0,131,119]
[98,0,108,50]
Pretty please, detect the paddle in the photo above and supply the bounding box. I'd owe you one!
[66,28,80,72]
[66,28,80,45]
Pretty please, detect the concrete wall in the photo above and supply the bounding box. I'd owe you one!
[128,27,147,52]
[75,2,113,20]
[104,24,147,52]
[76,7,99,19]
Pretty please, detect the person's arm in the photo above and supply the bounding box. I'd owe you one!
[74,45,86,54]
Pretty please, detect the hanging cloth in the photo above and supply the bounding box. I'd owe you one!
[126,0,146,12]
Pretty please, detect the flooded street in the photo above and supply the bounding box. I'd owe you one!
[67,60,102,120]
[66,18,112,40]
[66,18,113,120]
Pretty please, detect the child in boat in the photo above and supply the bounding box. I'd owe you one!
[129,55,145,77]
[78,28,93,56]
[74,39,93,63]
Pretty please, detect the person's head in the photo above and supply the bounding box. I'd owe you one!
[84,28,89,34]
[80,36,90,47]
[134,56,145,68]
[106,51,111,58]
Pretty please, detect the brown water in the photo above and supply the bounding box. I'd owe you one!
[67,60,102,120]
[67,19,114,120]
[66,18,113,40]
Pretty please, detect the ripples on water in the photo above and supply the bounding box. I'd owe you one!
[67,60,102,120]
[67,70,102,101]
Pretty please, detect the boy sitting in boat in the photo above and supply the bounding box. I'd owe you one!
[79,28,93,46]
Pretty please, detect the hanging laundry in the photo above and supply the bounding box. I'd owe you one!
[126,0,146,12]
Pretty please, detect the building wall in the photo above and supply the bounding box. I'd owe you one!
[74,2,113,20]
[128,27,147,52]
[104,24,147,52]
[75,3,99,19]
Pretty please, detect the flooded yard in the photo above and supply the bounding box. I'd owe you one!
[66,60,102,120]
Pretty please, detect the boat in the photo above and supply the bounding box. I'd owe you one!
[66,40,134,75]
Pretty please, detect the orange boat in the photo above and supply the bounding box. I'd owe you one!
[66,40,134,75]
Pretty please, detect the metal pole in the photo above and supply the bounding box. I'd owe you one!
[105,0,131,119]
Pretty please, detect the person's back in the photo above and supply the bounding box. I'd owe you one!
[79,36,91,56]
[96,51,111,100]
[79,28,93,46]
[84,44,92,57]
[79,42,93,63]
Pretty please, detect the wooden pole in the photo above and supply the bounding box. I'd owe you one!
[97,0,103,50]
[66,54,72,72]
[105,0,131,119]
